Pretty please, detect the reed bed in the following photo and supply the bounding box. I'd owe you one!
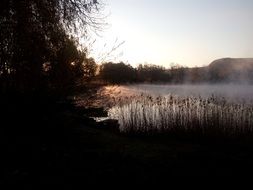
[108,94,253,135]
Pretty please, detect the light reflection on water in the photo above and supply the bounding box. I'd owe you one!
[103,84,253,133]
[82,84,253,133]
[92,117,109,122]
[77,84,253,110]
[107,84,253,101]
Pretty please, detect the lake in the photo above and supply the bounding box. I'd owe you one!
[101,84,253,103]
[76,84,253,134]
[96,84,253,134]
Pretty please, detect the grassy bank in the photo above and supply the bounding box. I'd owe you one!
[2,93,253,185]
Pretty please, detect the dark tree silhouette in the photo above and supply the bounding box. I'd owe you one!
[83,57,97,82]
[99,62,136,84]
[137,64,169,82]
[0,0,101,94]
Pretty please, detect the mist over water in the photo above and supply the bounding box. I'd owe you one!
[115,84,253,103]
[105,84,253,134]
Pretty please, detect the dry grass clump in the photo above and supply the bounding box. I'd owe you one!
[108,94,253,135]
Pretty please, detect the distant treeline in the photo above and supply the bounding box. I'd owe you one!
[98,59,253,84]
[98,62,203,84]
[1,1,253,97]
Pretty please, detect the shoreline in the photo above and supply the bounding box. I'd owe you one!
[2,89,253,184]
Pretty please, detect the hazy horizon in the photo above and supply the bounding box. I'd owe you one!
[87,0,253,68]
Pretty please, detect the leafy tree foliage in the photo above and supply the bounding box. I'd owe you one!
[0,0,100,93]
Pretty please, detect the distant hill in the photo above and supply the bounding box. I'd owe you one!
[206,58,253,83]
[97,58,253,84]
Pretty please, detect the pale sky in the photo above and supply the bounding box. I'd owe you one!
[88,0,253,68]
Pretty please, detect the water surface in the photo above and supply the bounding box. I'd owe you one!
[104,84,253,103]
